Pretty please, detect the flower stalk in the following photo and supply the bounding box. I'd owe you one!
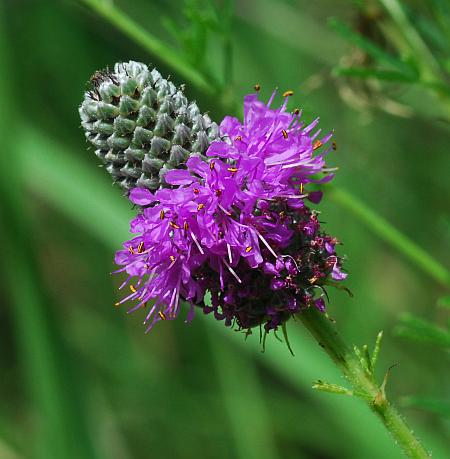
[299,307,431,459]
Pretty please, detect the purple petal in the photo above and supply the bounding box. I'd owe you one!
[332,265,348,281]
[207,140,239,159]
[165,169,194,185]
[315,298,326,312]
[307,191,323,204]
[129,187,155,205]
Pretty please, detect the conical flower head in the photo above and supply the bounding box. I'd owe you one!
[79,61,220,191]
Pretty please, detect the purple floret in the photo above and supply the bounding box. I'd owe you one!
[114,91,346,333]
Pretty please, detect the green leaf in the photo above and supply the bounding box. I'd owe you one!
[333,66,417,83]
[19,127,132,248]
[206,325,283,459]
[394,313,450,348]
[328,187,450,288]
[437,295,450,309]
[402,396,450,418]
[328,17,418,77]
[0,12,101,459]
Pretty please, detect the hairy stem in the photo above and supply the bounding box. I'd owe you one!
[299,308,431,459]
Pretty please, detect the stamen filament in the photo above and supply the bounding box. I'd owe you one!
[223,259,242,284]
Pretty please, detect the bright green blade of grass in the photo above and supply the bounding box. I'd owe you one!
[0,10,102,459]
[401,396,450,419]
[206,325,283,459]
[333,67,417,83]
[394,313,450,348]
[328,187,450,288]
[328,17,418,77]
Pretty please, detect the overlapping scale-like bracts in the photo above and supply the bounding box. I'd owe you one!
[79,61,220,191]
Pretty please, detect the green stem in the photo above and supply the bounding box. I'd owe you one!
[328,187,450,288]
[379,0,441,80]
[299,308,431,459]
[379,0,450,120]
[79,0,213,95]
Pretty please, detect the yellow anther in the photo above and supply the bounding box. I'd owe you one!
[227,167,238,173]
[184,221,189,230]
[129,285,137,293]
[245,246,253,253]
[170,255,176,262]
[169,221,180,229]
[332,141,337,150]
[283,90,294,97]
[137,241,145,253]
[209,160,215,170]
[313,139,323,150]
[158,311,167,320]
[234,135,242,141]
[254,83,261,92]
[293,108,300,115]
[282,129,288,139]
[160,210,165,220]
[309,276,318,284]
[300,183,304,194]
[128,246,135,255]
[114,302,121,307]
[197,203,205,211]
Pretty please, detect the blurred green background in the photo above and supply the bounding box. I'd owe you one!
[1,0,449,458]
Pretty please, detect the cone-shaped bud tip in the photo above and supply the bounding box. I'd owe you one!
[80,61,220,191]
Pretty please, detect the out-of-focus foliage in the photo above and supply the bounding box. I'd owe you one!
[1,1,449,459]
[330,0,450,122]
[394,295,450,422]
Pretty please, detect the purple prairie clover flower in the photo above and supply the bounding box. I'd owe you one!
[114,90,347,334]
[207,91,335,203]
